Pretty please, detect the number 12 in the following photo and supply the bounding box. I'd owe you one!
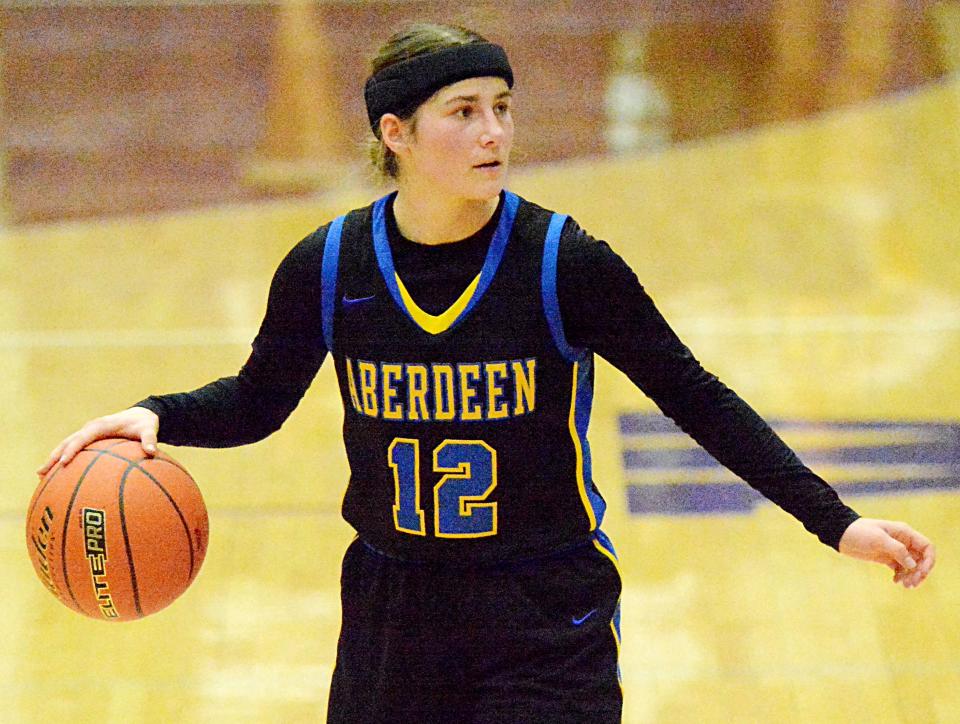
[388,438,498,538]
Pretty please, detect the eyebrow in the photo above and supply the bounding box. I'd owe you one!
[444,90,513,105]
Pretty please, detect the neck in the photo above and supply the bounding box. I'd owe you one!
[392,188,500,245]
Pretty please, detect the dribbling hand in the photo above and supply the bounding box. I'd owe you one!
[36,407,160,477]
[838,517,936,589]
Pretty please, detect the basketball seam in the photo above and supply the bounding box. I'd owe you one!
[131,464,197,581]
[151,454,192,477]
[118,464,144,619]
[28,463,63,525]
[86,448,193,481]
[93,449,199,580]
[29,438,128,523]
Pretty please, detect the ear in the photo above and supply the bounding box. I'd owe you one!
[379,114,412,155]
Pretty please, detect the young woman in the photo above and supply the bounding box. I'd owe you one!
[39,22,936,723]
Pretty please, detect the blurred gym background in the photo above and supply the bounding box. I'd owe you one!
[2,2,959,722]
[3,0,959,222]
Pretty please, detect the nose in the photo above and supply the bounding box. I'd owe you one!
[479,108,506,146]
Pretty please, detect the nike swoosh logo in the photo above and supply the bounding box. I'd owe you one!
[342,294,375,307]
[572,609,598,626]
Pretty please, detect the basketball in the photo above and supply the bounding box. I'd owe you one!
[26,438,208,621]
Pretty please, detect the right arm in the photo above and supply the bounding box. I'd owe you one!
[38,229,329,473]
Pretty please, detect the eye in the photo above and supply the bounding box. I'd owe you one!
[455,106,473,119]
[496,102,511,114]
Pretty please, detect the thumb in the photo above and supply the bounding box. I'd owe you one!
[884,536,916,571]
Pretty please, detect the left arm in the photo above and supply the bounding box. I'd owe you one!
[556,221,935,588]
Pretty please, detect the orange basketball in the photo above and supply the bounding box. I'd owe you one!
[26,438,208,621]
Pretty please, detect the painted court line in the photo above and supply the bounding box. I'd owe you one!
[0,328,257,349]
[673,313,960,335]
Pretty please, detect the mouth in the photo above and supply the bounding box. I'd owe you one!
[474,161,502,169]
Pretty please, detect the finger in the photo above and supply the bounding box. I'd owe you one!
[894,568,920,588]
[899,561,931,588]
[36,458,56,477]
[58,425,102,467]
[894,567,916,584]
[890,559,914,585]
[894,527,933,557]
[37,439,70,476]
[883,537,916,571]
[901,570,925,589]
[57,437,87,468]
[36,453,59,477]
[899,548,934,591]
[915,548,934,574]
[884,523,934,563]
[921,544,936,573]
[141,428,158,456]
[913,545,936,581]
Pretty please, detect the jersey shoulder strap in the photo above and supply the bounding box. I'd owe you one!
[321,191,580,356]
[319,202,379,352]
[320,214,346,351]
[535,206,588,362]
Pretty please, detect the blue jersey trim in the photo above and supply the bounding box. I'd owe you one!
[321,215,346,352]
[592,528,622,682]
[593,527,618,560]
[577,355,605,527]
[544,212,600,527]
[371,190,520,334]
[541,213,587,362]
[370,192,399,314]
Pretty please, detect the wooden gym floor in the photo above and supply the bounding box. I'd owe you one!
[2,78,959,723]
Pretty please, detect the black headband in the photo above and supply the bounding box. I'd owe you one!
[364,42,514,132]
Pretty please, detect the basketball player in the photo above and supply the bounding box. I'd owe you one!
[39,23,936,723]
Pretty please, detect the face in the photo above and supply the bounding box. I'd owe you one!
[386,76,514,201]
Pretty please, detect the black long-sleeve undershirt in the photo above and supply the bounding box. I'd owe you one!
[137,199,860,550]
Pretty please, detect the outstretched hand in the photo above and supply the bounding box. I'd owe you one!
[838,518,935,589]
[36,406,160,478]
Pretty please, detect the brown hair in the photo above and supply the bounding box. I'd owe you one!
[366,23,489,181]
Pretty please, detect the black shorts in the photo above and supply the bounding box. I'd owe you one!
[327,533,623,723]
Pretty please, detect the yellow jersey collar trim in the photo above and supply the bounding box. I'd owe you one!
[395,272,481,335]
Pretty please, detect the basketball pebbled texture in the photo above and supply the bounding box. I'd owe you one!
[26,438,209,621]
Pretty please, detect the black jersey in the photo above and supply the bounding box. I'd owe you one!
[137,191,861,554]
[321,190,604,563]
